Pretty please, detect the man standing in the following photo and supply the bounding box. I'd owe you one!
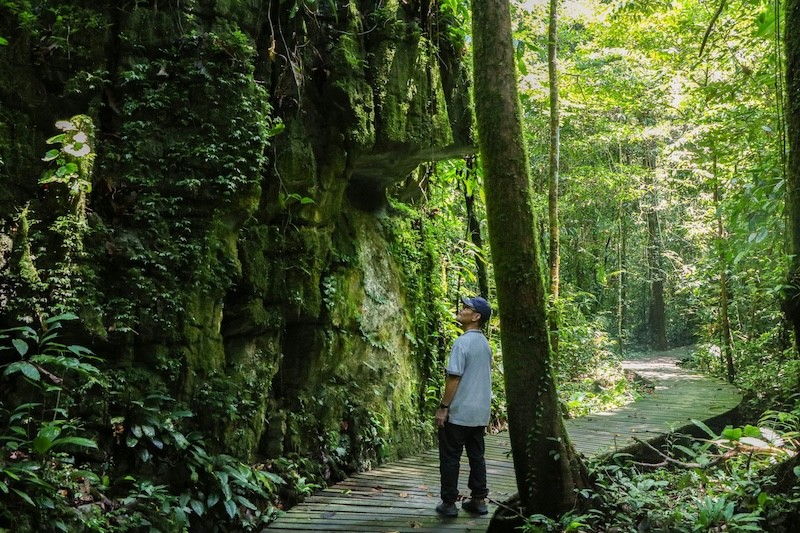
[435,295,493,517]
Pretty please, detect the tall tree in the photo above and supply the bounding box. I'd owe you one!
[617,199,628,355]
[463,156,490,297]
[785,0,800,351]
[712,155,735,383]
[472,0,590,520]
[645,158,668,351]
[547,0,561,354]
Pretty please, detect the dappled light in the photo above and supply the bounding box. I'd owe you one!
[1,0,799,530]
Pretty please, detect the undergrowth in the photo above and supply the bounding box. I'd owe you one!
[0,315,315,532]
[524,414,800,532]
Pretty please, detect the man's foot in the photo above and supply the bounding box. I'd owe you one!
[435,501,458,517]
[462,498,488,515]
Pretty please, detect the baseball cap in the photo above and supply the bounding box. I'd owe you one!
[461,295,492,322]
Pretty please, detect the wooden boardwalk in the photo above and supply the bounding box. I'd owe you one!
[265,348,742,532]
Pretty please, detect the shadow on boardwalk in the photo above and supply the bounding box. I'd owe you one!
[265,347,742,532]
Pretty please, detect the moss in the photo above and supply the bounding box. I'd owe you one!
[0,0,472,467]
[370,33,454,149]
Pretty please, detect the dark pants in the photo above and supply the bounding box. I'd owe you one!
[438,422,488,503]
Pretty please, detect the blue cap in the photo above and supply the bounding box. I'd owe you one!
[461,296,492,323]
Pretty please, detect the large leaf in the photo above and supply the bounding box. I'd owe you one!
[50,437,98,451]
[44,313,78,325]
[12,488,36,506]
[223,498,237,518]
[691,419,718,439]
[4,361,39,381]
[207,491,220,509]
[190,499,205,516]
[12,339,29,357]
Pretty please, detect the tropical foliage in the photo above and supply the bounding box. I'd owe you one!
[2,0,800,529]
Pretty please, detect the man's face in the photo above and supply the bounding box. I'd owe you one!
[457,304,480,327]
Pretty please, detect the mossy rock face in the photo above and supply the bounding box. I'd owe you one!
[0,0,470,465]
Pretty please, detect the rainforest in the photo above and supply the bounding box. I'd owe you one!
[2,0,800,531]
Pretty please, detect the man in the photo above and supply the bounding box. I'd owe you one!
[435,295,493,517]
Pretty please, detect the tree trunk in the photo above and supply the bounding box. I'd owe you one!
[645,167,668,351]
[472,0,590,521]
[713,157,735,383]
[547,0,561,355]
[784,0,800,355]
[464,156,490,298]
[617,200,627,356]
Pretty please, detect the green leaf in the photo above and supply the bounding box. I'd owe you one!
[67,344,94,356]
[45,313,78,325]
[721,426,742,441]
[33,435,54,455]
[755,10,775,38]
[743,425,762,438]
[172,432,190,450]
[236,495,257,510]
[46,133,66,145]
[207,491,220,508]
[12,488,36,506]
[691,419,718,439]
[12,338,29,357]
[221,481,233,500]
[190,499,205,516]
[267,122,285,137]
[42,149,60,162]
[50,437,98,451]
[179,491,191,507]
[264,471,286,485]
[6,361,42,381]
[0,36,8,46]
[224,498,237,518]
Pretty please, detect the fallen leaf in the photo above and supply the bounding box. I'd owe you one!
[398,491,409,498]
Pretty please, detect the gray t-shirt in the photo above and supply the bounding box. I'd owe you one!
[446,329,492,427]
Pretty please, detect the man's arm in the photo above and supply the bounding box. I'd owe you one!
[436,374,461,428]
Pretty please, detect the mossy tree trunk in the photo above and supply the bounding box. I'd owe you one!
[472,0,591,520]
[463,155,490,298]
[713,155,735,383]
[784,0,800,355]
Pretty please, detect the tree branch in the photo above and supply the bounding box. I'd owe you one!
[699,0,727,58]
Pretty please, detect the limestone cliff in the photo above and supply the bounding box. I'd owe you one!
[0,0,472,470]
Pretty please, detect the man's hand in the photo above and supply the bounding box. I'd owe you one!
[436,406,449,428]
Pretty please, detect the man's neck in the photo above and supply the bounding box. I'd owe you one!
[462,324,481,333]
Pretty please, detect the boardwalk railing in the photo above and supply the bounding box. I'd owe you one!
[266,348,742,532]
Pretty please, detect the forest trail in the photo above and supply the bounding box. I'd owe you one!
[265,347,742,532]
